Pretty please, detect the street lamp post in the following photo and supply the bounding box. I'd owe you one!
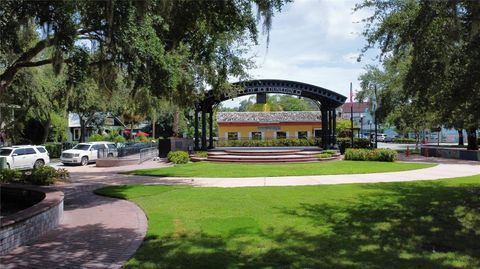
[360,114,364,138]
[367,120,372,147]
[374,85,378,149]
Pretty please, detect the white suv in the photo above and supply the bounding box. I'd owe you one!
[0,145,50,170]
[61,141,117,166]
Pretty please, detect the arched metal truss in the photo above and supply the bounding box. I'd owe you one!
[194,79,347,150]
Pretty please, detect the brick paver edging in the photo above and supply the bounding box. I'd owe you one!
[0,184,64,255]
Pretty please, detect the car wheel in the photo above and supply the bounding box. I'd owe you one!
[107,153,113,158]
[81,156,89,166]
[34,159,45,169]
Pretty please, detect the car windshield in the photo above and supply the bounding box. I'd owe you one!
[73,144,91,151]
[0,148,12,156]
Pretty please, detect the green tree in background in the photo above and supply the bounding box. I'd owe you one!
[356,0,480,150]
[232,94,318,112]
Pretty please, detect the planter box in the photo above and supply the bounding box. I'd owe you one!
[421,146,480,161]
[158,138,194,157]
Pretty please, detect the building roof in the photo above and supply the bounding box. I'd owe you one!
[217,111,322,123]
[340,102,369,113]
[68,112,126,128]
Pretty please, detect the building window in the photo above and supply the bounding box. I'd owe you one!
[73,128,81,141]
[297,131,308,139]
[251,132,262,140]
[314,129,322,138]
[227,132,238,140]
[276,131,287,139]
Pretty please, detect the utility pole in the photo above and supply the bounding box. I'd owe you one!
[374,85,378,149]
[350,82,354,148]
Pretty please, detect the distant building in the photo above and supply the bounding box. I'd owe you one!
[67,112,126,142]
[217,111,323,140]
[338,102,375,136]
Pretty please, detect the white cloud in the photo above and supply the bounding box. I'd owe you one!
[249,57,363,96]
[342,52,360,64]
[222,0,375,108]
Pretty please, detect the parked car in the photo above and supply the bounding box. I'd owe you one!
[383,136,394,142]
[60,141,117,166]
[0,145,50,170]
[376,134,387,142]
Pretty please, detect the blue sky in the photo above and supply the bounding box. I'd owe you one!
[223,0,377,107]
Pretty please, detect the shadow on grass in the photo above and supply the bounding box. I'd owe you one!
[121,182,480,269]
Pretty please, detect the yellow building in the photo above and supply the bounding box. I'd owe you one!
[217,111,322,140]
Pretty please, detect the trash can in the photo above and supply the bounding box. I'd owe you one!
[0,157,7,169]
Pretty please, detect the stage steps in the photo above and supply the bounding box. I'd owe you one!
[198,148,337,163]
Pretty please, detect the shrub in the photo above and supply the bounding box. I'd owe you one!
[322,149,338,155]
[0,169,22,183]
[344,148,397,162]
[112,135,126,143]
[0,167,69,185]
[167,151,190,164]
[337,138,370,153]
[377,149,398,161]
[44,143,63,158]
[393,138,416,144]
[55,168,71,182]
[193,151,209,158]
[88,133,107,142]
[217,138,320,147]
[317,153,333,158]
[22,166,70,185]
[22,166,58,185]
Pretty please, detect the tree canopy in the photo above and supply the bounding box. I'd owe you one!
[0,0,289,105]
[356,0,480,149]
[0,0,290,143]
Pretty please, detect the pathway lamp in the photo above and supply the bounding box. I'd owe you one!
[360,114,364,138]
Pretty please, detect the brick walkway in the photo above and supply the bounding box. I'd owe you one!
[0,161,168,269]
[1,158,478,268]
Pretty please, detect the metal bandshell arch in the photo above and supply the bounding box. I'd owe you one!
[194,79,347,150]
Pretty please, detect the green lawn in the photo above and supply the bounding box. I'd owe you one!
[128,161,435,178]
[96,174,480,269]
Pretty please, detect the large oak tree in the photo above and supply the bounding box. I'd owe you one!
[356,0,480,150]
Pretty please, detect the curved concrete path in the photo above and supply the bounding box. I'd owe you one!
[182,163,480,187]
[1,159,478,268]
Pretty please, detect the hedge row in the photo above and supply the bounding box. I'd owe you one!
[336,138,370,153]
[0,166,70,185]
[217,138,319,147]
[44,143,63,158]
[44,142,78,158]
[167,151,190,164]
[193,151,209,158]
[344,148,398,162]
[88,133,127,143]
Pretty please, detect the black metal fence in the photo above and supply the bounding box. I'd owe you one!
[98,142,159,159]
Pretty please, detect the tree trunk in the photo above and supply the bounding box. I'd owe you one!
[466,127,478,150]
[80,117,86,143]
[414,131,419,150]
[79,114,94,143]
[172,107,180,137]
[40,118,51,144]
[152,113,156,139]
[457,129,464,146]
[130,123,134,140]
